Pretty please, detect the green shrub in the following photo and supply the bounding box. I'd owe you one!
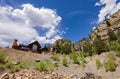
[108,52,114,59]
[70,51,79,64]
[83,43,93,56]
[10,65,21,73]
[0,51,6,63]
[116,52,120,57]
[51,54,59,61]
[110,41,120,51]
[35,61,47,71]
[0,64,5,70]
[108,29,117,41]
[96,59,102,69]
[45,60,55,72]
[93,36,109,54]
[80,52,86,63]
[104,59,116,72]
[20,61,30,69]
[54,39,72,54]
[5,60,13,69]
[106,20,111,27]
[81,51,89,57]
[81,61,85,69]
[62,55,68,67]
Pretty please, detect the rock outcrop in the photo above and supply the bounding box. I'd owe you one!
[90,10,120,43]
[74,9,120,52]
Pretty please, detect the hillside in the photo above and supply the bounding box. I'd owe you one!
[0,9,120,79]
[1,47,120,79]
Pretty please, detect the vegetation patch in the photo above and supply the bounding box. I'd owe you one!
[62,55,68,67]
[0,64,5,71]
[10,65,21,73]
[107,52,114,59]
[96,59,102,69]
[104,59,116,72]
[20,61,30,69]
[5,60,13,69]
[35,61,47,71]
[51,54,59,61]
[45,60,55,72]
[69,51,79,64]
[0,51,6,63]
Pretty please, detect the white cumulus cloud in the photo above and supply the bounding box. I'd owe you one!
[0,4,62,47]
[95,0,120,23]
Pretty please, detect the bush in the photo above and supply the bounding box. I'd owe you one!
[93,36,109,54]
[110,41,120,51]
[54,39,72,54]
[116,52,120,57]
[80,52,86,63]
[51,54,59,61]
[96,59,102,69]
[108,29,117,41]
[69,51,79,64]
[35,61,47,71]
[104,59,116,72]
[0,51,6,63]
[81,51,89,57]
[81,61,85,69]
[83,43,93,56]
[20,61,30,69]
[108,52,114,59]
[45,60,55,72]
[10,65,21,73]
[106,20,111,27]
[62,55,68,67]
[80,52,86,69]
[0,64,5,71]
[5,60,13,69]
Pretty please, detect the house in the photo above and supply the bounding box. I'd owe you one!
[12,40,42,53]
[27,41,41,53]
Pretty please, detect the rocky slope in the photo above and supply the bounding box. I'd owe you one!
[74,10,120,51]
[1,47,120,79]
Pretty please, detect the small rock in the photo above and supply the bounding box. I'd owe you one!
[34,59,40,62]
[12,60,20,65]
[95,76,102,79]
[16,77,22,79]
[10,74,16,79]
[24,77,29,79]
[44,75,49,79]
[70,74,79,79]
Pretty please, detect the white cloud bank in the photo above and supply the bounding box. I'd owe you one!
[95,0,120,23]
[0,4,62,47]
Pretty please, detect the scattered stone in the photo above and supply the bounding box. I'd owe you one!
[0,73,10,79]
[80,73,102,79]
[0,69,69,79]
[70,74,79,79]
[12,60,20,65]
[34,59,40,62]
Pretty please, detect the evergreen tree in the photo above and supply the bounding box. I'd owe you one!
[108,29,117,41]
[106,20,111,27]
[93,36,109,55]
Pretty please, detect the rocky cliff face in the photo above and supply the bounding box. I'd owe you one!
[74,10,120,51]
[90,10,120,43]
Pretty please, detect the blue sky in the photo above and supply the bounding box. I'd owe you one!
[0,0,120,46]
